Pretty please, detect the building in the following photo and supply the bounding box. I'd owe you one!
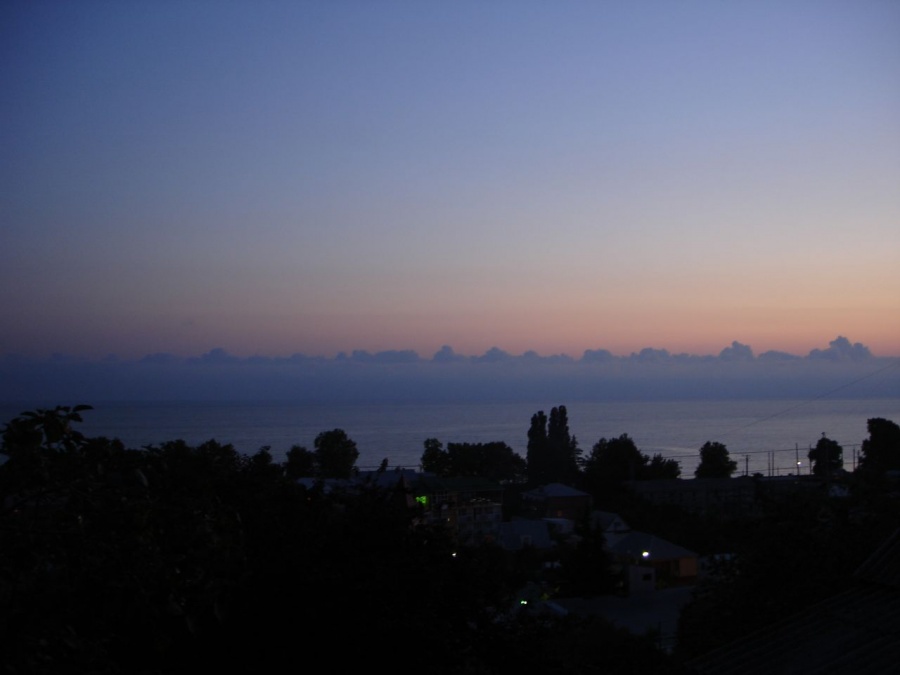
[521,482,593,521]
[410,474,505,545]
[496,517,556,551]
[605,529,699,590]
[629,476,758,517]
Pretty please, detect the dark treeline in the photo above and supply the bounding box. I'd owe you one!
[1,404,898,673]
[417,404,898,489]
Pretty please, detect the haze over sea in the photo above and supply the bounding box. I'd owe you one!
[3,336,898,477]
[4,397,896,479]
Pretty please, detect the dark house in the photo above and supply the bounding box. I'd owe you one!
[629,476,758,518]
[410,474,505,545]
[606,529,699,590]
[631,475,847,519]
[521,482,592,521]
[496,517,555,551]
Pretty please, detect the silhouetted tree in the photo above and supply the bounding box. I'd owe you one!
[526,406,581,485]
[284,443,315,478]
[420,437,451,475]
[526,409,551,485]
[582,435,681,505]
[313,428,359,478]
[557,518,615,597]
[0,408,253,672]
[647,452,681,479]
[695,441,738,478]
[547,405,582,484]
[858,417,900,477]
[583,433,645,485]
[421,438,526,482]
[808,434,843,478]
[246,446,278,473]
[447,441,527,483]
[0,403,95,466]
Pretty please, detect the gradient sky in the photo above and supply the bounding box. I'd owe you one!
[3,0,899,361]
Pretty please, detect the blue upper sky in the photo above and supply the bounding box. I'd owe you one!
[2,1,899,361]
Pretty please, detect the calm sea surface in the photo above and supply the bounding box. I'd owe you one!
[2,398,898,478]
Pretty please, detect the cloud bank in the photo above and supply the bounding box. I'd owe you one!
[1,337,897,405]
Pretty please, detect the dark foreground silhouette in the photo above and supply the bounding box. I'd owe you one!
[2,405,897,674]
[0,405,688,674]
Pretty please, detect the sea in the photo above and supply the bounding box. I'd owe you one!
[2,397,898,478]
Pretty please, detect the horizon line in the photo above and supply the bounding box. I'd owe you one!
[4,335,896,364]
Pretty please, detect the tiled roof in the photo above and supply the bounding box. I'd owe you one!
[593,510,630,532]
[523,482,590,499]
[496,519,555,551]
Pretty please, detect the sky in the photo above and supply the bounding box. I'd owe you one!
[2,0,899,364]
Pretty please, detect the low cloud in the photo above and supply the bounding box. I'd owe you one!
[474,347,514,363]
[188,347,241,365]
[629,348,672,363]
[1,336,896,405]
[758,350,800,362]
[808,336,872,361]
[581,348,615,364]
[719,341,754,361]
[342,350,420,364]
[432,345,464,363]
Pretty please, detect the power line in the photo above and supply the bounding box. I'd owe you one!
[719,361,900,439]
